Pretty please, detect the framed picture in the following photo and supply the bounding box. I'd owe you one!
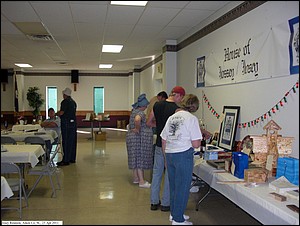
[288,16,299,74]
[218,106,240,151]
[196,56,206,87]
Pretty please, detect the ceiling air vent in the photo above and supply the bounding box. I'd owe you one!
[26,34,53,41]
[55,61,69,66]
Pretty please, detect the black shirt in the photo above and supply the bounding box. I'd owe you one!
[153,100,179,147]
[60,96,77,122]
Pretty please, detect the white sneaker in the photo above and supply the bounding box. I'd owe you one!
[172,220,193,225]
[169,214,190,222]
[139,181,151,188]
[189,186,199,193]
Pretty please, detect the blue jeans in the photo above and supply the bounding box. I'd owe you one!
[150,146,170,206]
[166,148,194,222]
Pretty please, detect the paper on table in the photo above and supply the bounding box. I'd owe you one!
[285,190,299,200]
[269,176,299,194]
[231,161,235,175]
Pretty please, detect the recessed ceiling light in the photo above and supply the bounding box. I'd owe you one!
[99,64,113,69]
[111,1,148,6]
[102,45,123,53]
[15,63,32,68]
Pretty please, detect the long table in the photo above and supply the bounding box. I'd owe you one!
[82,118,110,140]
[193,158,299,225]
[12,124,41,132]
[1,144,45,167]
[1,130,57,144]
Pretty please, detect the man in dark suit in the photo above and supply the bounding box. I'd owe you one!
[57,87,77,166]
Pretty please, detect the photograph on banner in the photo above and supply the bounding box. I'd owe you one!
[288,16,299,75]
[196,56,206,87]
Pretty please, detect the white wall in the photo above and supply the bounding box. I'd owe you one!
[137,1,299,158]
[1,75,130,112]
[176,1,299,158]
[140,64,163,101]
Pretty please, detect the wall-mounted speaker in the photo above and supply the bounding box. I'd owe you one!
[1,69,9,83]
[71,70,79,83]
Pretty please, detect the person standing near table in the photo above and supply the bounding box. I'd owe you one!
[146,86,186,212]
[57,87,77,166]
[146,91,168,121]
[161,94,202,225]
[126,93,153,188]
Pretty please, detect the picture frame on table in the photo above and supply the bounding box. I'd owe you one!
[218,106,240,151]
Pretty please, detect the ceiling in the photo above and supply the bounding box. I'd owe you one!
[1,1,232,73]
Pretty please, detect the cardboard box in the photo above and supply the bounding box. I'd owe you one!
[94,131,106,141]
[244,168,268,183]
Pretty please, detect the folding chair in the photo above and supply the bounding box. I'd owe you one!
[26,143,61,198]
[1,136,17,145]
[44,128,62,155]
[1,162,29,219]
[51,132,62,155]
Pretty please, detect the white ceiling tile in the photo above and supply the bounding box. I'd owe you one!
[1,1,242,72]
[129,25,164,40]
[1,1,40,22]
[169,9,213,27]
[185,1,230,10]
[106,5,145,25]
[31,2,73,23]
[1,21,23,35]
[146,1,189,9]
[138,7,181,26]
[157,26,191,40]
[70,4,107,24]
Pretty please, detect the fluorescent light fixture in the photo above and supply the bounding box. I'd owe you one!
[99,64,113,69]
[15,63,32,68]
[111,1,148,6]
[102,45,123,53]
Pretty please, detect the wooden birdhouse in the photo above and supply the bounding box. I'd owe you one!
[250,120,294,177]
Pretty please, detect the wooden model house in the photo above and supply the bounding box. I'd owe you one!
[250,120,294,177]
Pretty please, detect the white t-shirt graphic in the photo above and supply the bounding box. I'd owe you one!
[161,110,202,153]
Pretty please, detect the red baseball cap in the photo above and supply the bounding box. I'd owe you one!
[171,86,185,96]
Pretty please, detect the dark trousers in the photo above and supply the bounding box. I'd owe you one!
[61,120,77,163]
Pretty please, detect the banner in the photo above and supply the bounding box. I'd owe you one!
[197,16,299,87]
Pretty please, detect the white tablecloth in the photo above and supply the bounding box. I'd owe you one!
[1,176,13,201]
[1,144,45,167]
[1,130,58,144]
[193,158,299,225]
[12,124,41,132]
